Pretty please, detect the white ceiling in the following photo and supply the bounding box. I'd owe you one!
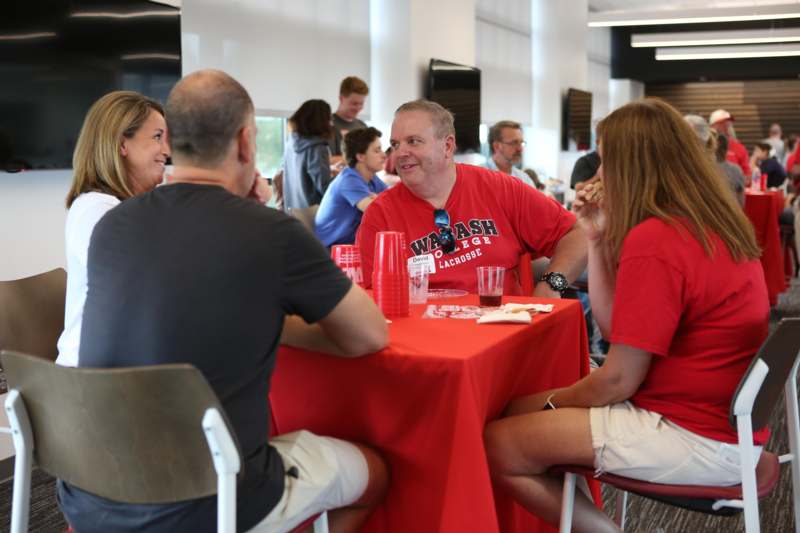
[589,0,800,13]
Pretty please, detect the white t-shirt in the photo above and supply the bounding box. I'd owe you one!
[55,191,120,367]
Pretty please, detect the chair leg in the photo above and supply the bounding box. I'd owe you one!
[737,414,761,533]
[5,391,33,533]
[312,511,329,533]
[559,472,577,533]
[202,408,241,533]
[614,490,628,530]
[785,360,800,533]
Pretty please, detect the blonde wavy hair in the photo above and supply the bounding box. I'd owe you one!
[67,91,164,207]
[598,98,760,266]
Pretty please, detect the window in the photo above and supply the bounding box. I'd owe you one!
[255,116,285,179]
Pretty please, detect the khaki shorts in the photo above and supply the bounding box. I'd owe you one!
[248,430,369,533]
[589,401,761,486]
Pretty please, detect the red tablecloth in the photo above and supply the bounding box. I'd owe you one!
[745,191,786,305]
[271,296,592,533]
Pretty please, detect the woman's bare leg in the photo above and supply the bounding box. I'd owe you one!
[485,408,619,533]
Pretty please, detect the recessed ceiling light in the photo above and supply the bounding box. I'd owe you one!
[589,4,800,27]
[633,28,800,47]
[655,43,800,60]
[121,53,181,61]
[0,32,57,41]
[70,11,178,19]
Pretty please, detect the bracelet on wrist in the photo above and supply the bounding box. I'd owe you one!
[543,393,557,410]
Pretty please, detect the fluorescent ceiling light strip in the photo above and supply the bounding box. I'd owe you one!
[589,4,800,27]
[0,32,57,41]
[633,28,800,47]
[655,43,800,60]
[70,11,178,19]
[121,53,180,61]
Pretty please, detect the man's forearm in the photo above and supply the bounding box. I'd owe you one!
[545,224,589,284]
[279,315,345,356]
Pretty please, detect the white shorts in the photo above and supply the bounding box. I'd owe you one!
[589,401,761,486]
[248,430,369,533]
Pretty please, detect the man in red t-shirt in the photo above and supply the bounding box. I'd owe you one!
[355,100,587,297]
[710,109,751,178]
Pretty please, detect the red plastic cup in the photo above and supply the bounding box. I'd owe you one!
[372,231,409,317]
[373,231,407,276]
[760,173,767,192]
[331,245,364,286]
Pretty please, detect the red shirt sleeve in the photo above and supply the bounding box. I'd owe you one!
[498,175,577,258]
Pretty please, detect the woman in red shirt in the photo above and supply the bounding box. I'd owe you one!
[484,98,769,533]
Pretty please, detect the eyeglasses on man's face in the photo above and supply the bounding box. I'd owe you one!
[499,140,526,148]
[433,209,456,254]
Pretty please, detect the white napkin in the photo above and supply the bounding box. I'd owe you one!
[477,310,532,324]
[501,303,554,313]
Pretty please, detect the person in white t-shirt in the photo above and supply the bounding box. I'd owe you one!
[55,91,171,367]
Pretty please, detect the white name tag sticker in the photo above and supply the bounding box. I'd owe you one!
[408,254,436,274]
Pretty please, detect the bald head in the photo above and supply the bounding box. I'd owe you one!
[166,70,254,167]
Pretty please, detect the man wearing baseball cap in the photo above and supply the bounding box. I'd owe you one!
[709,109,751,177]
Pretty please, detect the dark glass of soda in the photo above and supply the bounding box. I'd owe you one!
[479,294,502,307]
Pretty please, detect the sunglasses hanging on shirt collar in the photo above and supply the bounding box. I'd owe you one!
[433,209,456,254]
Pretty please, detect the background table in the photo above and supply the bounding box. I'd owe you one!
[271,296,591,533]
[745,190,786,306]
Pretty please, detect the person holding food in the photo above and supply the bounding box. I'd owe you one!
[483,98,770,532]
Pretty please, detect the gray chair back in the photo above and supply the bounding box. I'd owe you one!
[0,268,66,363]
[730,317,800,430]
[0,350,240,504]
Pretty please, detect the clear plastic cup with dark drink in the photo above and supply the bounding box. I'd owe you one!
[477,266,504,307]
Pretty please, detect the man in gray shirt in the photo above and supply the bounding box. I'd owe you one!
[330,76,369,158]
[485,120,537,188]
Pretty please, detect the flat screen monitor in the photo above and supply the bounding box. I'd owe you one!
[562,88,592,151]
[0,0,181,171]
[426,59,481,153]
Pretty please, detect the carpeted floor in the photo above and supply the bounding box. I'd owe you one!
[2,281,800,533]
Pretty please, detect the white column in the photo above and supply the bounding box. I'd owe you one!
[609,79,645,112]
[530,0,589,184]
[369,0,476,138]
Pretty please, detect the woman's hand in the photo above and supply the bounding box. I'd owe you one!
[503,388,564,417]
[572,176,606,242]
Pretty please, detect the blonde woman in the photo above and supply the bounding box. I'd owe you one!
[484,98,768,532]
[55,91,170,367]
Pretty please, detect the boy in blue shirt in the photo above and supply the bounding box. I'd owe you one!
[316,127,387,246]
